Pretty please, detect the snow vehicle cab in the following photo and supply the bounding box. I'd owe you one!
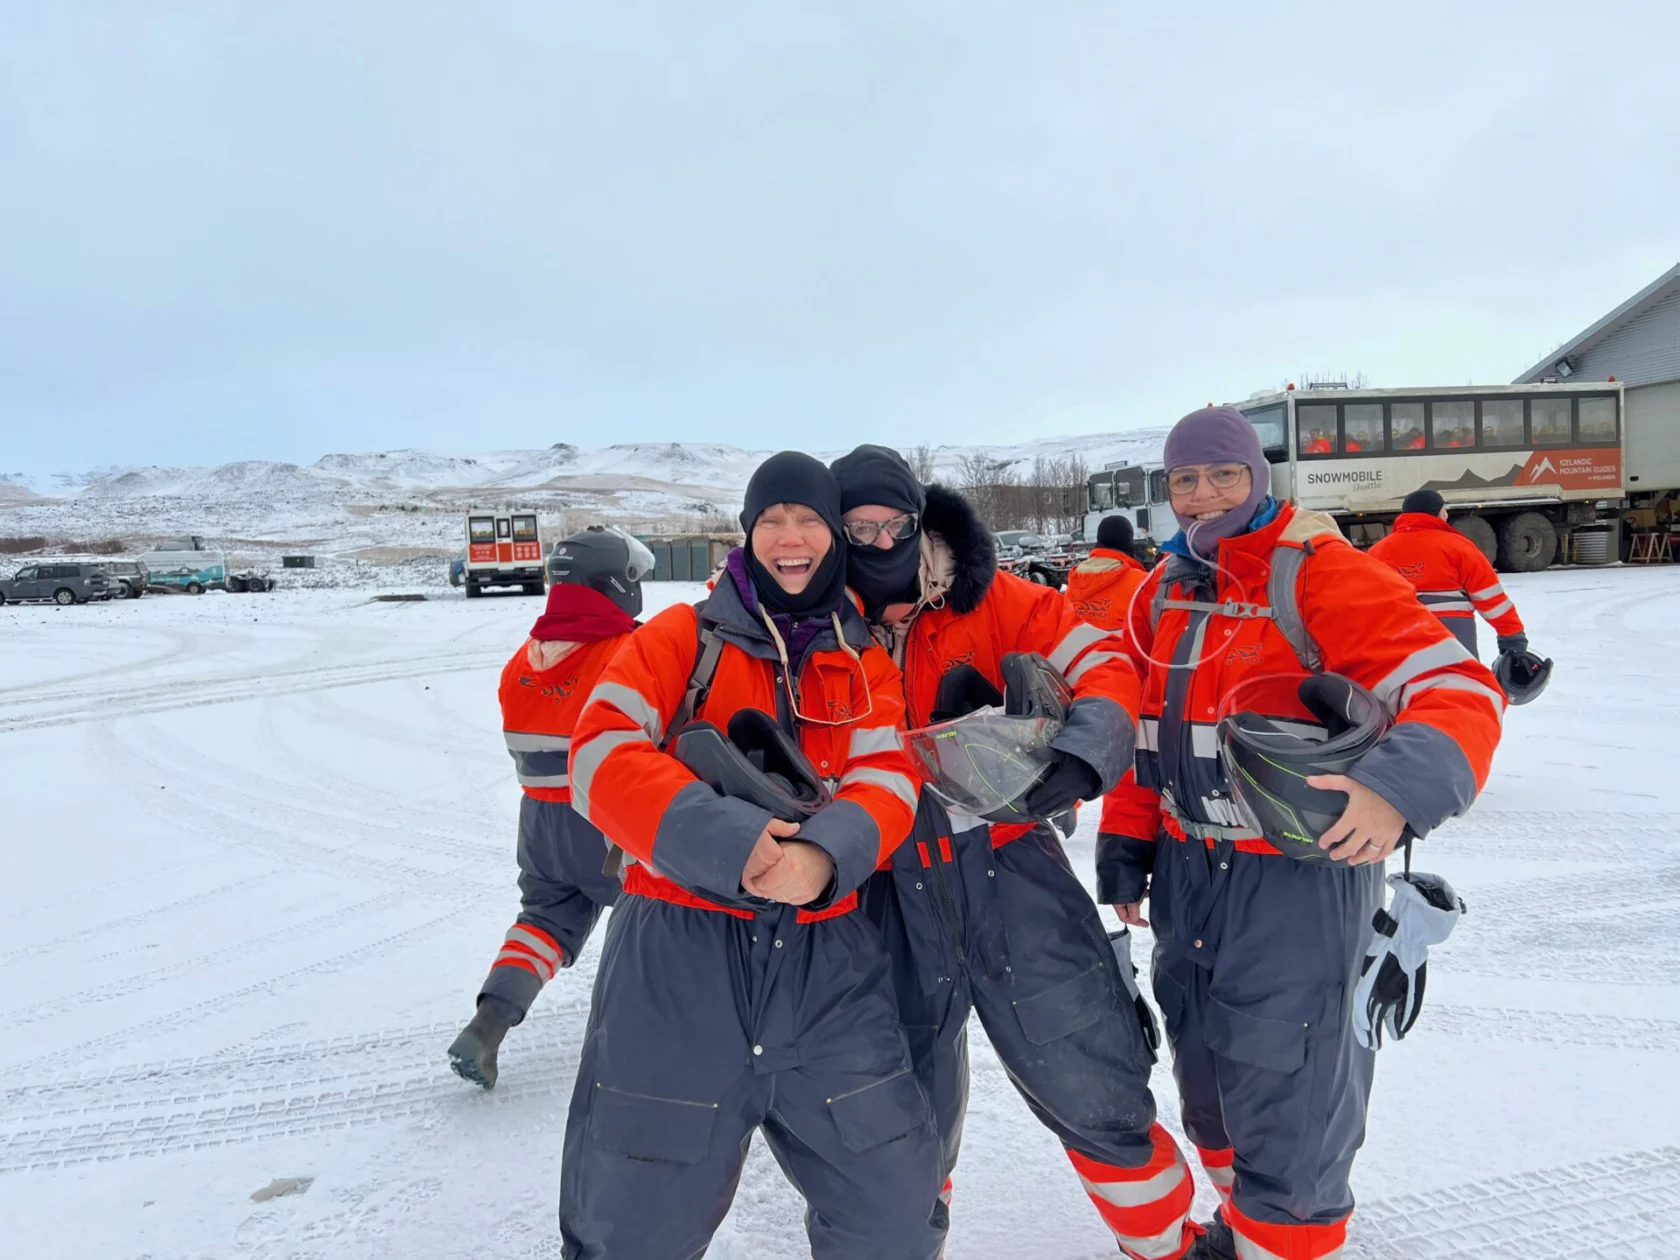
[463,511,545,598]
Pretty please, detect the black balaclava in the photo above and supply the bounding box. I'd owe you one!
[830,444,928,615]
[739,451,848,618]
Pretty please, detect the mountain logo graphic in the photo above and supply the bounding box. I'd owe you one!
[1528,456,1558,482]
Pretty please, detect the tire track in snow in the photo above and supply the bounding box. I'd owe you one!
[1439,906,1680,984]
[0,1008,589,1172]
[1427,810,1676,861]
[1422,1005,1680,1052]
[1347,1146,1680,1259]
[0,649,506,733]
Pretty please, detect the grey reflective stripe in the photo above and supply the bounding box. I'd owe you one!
[1189,723,1219,759]
[1047,621,1112,673]
[1418,593,1475,613]
[1371,638,1474,708]
[1470,582,1506,601]
[841,765,919,811]
[569,727,652,821]
[1077,1155,1189,1209]
[1066,649,1126,685]
[586,681,665,743]
[508,743,570,785]
[848,725,902,758]
[1202,1161,1235,1192]
[503,731,571,753]
[1398,672,1507,718]
[1108,1215,1196,1260]
[1137,717,1160,751]
[506,924,564,970]
[1481,597,1515,618]
[1160,790,1261,841]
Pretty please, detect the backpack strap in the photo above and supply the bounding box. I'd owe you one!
[1146,546,1321,673]
[603,600,723,881]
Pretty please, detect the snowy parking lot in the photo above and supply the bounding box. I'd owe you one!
[2,571,1678,1259]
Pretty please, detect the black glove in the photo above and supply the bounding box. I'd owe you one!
[1496,633,1529,655]
[1022,751,1100,819]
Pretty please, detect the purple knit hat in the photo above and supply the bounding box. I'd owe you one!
[1163,406,1270,557]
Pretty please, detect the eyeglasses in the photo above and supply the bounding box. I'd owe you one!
[842,513,919,546]
[1167,465,1249,497]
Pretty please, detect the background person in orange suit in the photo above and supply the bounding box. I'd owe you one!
[1066,513,1151,630]
[561,452,945,1260]
[447,527,650,1089]
[1370,489,1529,659]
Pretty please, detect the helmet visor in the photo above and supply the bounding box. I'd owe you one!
[905,709,1063,815]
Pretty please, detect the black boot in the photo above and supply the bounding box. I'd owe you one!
[1185,1211,1236,1260]
[447,1000,513,1089]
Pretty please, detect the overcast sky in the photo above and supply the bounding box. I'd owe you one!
[2,2,1677,474]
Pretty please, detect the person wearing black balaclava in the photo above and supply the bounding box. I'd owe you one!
[829,446,1196,1258]
[559,450,945,1260]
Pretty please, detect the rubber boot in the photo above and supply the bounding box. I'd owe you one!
[1186,1212,1236,1260]
[448,1001,513,1089]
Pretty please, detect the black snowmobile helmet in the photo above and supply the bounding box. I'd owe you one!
[1493,648,1552,705]
[911,653,1072,822]
[1217,673,1393,861]
[672,708,832,823]
[546,526,656,618]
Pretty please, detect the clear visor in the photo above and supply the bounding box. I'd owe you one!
[904,709,1063,815]
[607,527,656,582]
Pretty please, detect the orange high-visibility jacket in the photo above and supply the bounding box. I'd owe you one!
[1065,548,1150,633]
[570,573,919,922]
[1099,503,1505,869]
[1368,513,1524,640]
[499,635,630,803]
[882,486,1142,848]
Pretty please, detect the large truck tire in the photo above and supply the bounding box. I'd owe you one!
[465,581,482,599]
[1452,514,1498,563]
[1497,512,1556,573]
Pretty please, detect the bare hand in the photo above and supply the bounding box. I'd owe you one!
[744,840,835,906]
[742,819,799,886]
[1113,900,1149,929]
[1308,774,1407,866]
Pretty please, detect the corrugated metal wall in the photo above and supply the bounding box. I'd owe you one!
[1574,285,1680,388]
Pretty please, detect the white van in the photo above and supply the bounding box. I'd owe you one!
[138,536,228,594]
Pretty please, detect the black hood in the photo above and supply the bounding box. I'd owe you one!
[921,483,996,615]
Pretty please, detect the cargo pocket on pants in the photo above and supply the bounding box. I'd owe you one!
[1010,960,1114,1046]
[587,1083,719,1165]
[1204,997,1308,1074]
[828,1069,931,1153]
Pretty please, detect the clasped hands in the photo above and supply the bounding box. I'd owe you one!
[741,819,834,906]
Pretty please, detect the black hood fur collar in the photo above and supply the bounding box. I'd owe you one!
[921,483,996,615]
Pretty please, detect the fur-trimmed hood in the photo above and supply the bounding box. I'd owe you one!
[915,483,996,616]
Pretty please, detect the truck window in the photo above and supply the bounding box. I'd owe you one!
[1115,467,1145,506]
[1344,404,1384,452]
[1391,403,1426,451]
[1430,401,1475,450]
[468,517,496,543]
[1149,469,1168,503]
[1090,476,1115,512]
[496,518,511,539]
[1532,398,1572,446]
[1297,405,1338,455]
[1240,405,1287,462]
[1481,400,1524,448]
[1578,396,1617,442]
[511,515,539,542]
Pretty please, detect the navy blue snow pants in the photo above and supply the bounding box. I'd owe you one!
[1149,835,1384,1228]
[479,796,621,1021]
[860,805,1165,1224]
[559,893,948,1260]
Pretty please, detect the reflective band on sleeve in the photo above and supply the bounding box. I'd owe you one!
[503,731,571,753]
[1398,673,1507,720]
[1372,638,1474,708]
[1480,598,1515,619]
[1470,583,1506,601]
[848,726,902,758]
[1048,622,1111,673]
[841,765,919,811]
[584,681,666,743]
[569,727,653,819]
[1066,649,1126,685]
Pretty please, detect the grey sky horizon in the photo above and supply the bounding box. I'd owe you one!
[3,2,1677,476]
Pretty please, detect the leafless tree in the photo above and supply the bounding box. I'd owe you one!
[902,445,938,484]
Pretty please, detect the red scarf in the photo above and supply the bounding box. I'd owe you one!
[530,584,637,643]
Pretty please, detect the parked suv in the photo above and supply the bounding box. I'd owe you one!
[0,562,112,605]
[101,559,150,599]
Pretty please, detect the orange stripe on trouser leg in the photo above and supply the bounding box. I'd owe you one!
[1225,1199,1347,1260]
[1066,1124,1197,1260]
[939,1177,952,1207]
[491,955,543,979]
[1197,1145,1235,1204]
[496,941,556,981]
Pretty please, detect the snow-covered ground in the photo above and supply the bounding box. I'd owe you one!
[2,569,1677,1259]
